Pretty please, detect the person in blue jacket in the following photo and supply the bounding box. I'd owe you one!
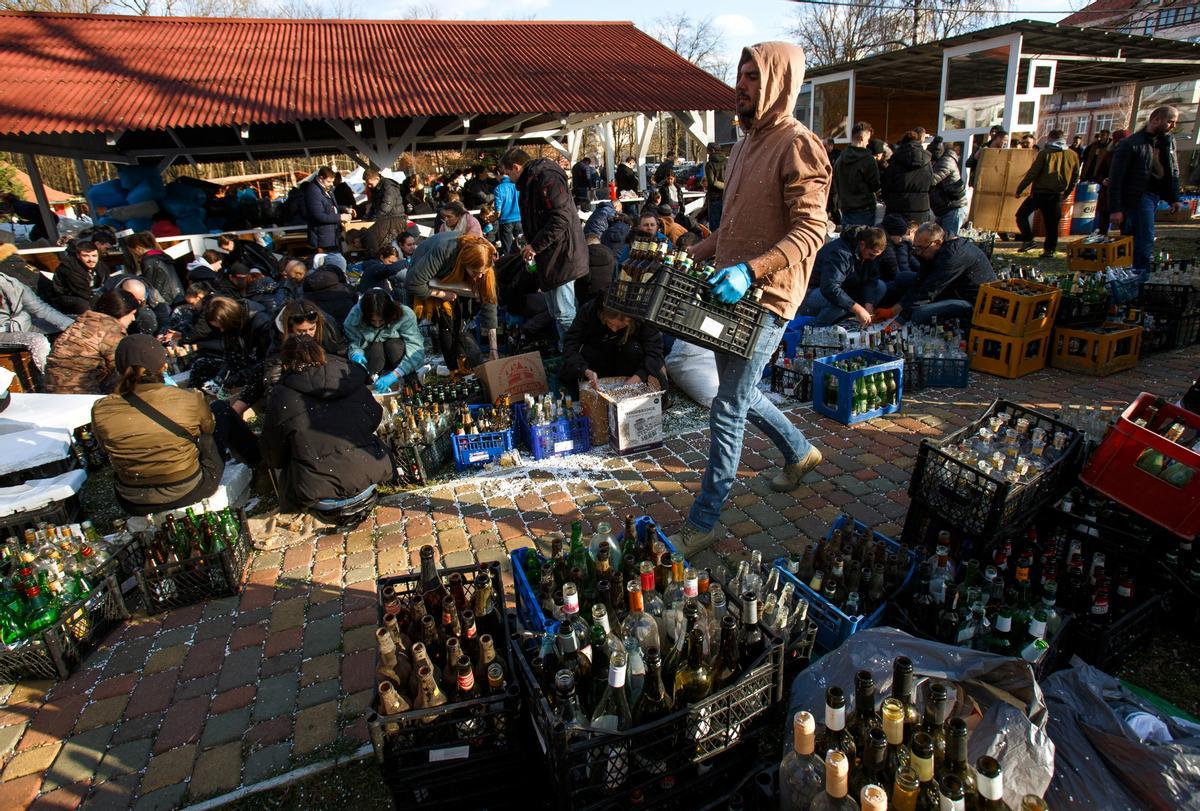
[492,172,522,255]
[798,226,887,326]
[303,167,351,252]
[344,289,425,391]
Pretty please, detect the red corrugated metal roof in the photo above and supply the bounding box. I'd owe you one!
[0,12,733,137]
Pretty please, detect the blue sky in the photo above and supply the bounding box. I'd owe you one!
[376,0,1080,83]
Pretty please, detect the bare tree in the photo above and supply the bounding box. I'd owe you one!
[649,12,731,83]
[401,1,442,18]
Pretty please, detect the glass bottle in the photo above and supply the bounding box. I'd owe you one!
[556,622,591,687]
[377,680,411,725]
[567,519,592,581]
[632,646,673,724]
[861,784,888,811]
[711,614,741,690]
[851,726,891,801]
[892,766,921,811]
[910,732,938,811]
[922,682,953,771]
[475,633,502,687]
[639,561,666,618]
[590,650,632,794]
[814,686,857,764]
[621,580,661,650]
[590,521,621,570]
[673,628,713,704]
[779,710,824,811]
[738,592,764,669]
[554,670,587,731]
[849,669,883,757]
[1018,796,1046,811]
[418,545,447,615]
[892,656,922,743]
[943,718,977,803]
[560,583,590,647]
[413,665,448,714]
[975,756,1012,811]
[882,697,910,778]
[809,749,857,811]
[939,775,966,811]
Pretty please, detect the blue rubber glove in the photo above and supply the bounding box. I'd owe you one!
[709,263,752,304]
[373,371,399,394]
[349,351,368,368]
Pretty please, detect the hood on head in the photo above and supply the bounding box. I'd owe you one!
[739,42,807,132]
[838,145,874,165]
[891,140,931,170]
[303,269,342,293]
[282,355,365,400]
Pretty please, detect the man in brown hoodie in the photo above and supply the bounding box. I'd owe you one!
[673,41,831,553]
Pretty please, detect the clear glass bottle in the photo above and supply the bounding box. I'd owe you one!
[621,580,661,650]
[809,749,857,811]
[779,710,824,811]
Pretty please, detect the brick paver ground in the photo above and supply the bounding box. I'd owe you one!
[0,346,1195,808]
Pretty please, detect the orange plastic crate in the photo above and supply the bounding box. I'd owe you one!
[972,280,1061,337]
[1051,323,1142,376]
[1065,236,1133,272]
[968,327,1051,379]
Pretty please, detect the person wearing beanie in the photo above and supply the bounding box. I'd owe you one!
[874,215,918,282]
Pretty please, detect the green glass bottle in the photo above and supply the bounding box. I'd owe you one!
[567,520,592,582]
[673,628,712,704]
[23,585,60,633]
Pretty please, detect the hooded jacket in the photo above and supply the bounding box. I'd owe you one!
[262,356,394,507]
[302,269,357,324]
[516,157,590,290]
[492,175,521,224]
[223,239,277,276]
[138,250,184,305]
[882,140,934,218]
[615,162,640,194]
[832,146,880,214]
[699,42,831,320]
[43,309,126,394]
[0,273,73,333]
[1017,141,1081,198]
[929,143,968,215]
[705,152,727,199]
[51,253,97,308]
[366,177,406,221]
[814,226,882,314]
[342,300,425,376]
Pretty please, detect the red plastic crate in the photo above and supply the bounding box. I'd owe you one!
[1080,393,1200,539]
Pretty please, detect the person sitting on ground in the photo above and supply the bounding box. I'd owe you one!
[356,244,408,298]
[166,282,214,338]
[43,290,139,394]
[875,215,919,282]
[263,298,348,396]
[113,275,170,336]
[436,201,483,237]
[277,257,308,304]
[201,295,275,414]
[50,240,102,315]
[560,290,666,399]
[217,233,276,276]
[302,264,357,324]
[407,232,499,370]
[123,231,183,304]
[880,222,996,325]
[344,289,424,386]
[799,226,887,326]
[261,335,394,515]
[91,334,260,516]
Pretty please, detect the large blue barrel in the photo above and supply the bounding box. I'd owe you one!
[1071,182,1101,235]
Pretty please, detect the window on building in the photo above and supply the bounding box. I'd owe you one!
[1095,113,1118,132]
[1158,7,1179,28]
[1076,115,1090,135]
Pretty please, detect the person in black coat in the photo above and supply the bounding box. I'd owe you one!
[574,234,617,305]
[124,231,183,304]
[886,222,995,325]
[302,268,357,324]
[882,132,934,224]
[217,234,277,276]
[303,168,350,251]
[364,170,406,221]
[262,336,393,513]
[202,295,275,413]
[50,240,101,315]
[874,214,919,282]
[560,291,666,399]
[501,148,589,346]
[461,166,495,211]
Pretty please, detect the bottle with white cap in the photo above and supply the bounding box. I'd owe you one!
[809,749,857,810]
[780,710,824,810]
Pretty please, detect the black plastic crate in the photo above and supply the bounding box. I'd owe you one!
[368,562,521,810]
[908,356,970,391]
[1149,258,1195,274]
[0,495,80,537]
[0,455,80,489]
[908,399,1083,539]
[1141,310,1200,354]
[609,267,775,360]
[390,430,453,489]
[1055,293,1111,328]
[768,365,812,402]
[515,637,785,811]
[1067,593,1161,673]
[0,573,130,682]
[1139,283,1198,315]
[132,508,251,614]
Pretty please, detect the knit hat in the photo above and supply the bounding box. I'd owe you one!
[315,253,347,273]
[882,215,911,236]
[115,334,168,374]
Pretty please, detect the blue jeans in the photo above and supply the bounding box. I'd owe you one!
[545,281,577,349]
[886,271,972,325]
[707,198,724,230]
[839,209,875,227]
[1120,192,1158,272]
[938,207,966,237]
[688,318,814,531]
[798,279,887,325]
[497,221,520,255]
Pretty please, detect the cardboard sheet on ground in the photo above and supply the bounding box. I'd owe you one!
[786,627,1054,806]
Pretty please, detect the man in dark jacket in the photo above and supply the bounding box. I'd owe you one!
[571,158,599,212]
[1015,128,1081,258]
[615,157,640,195]
[51,240,101,314]
[363,169,406,221]
[501,148,589,346]
[832,122,881,227]
[887,222,995,325]
[217,234,277,276]
[302,269,357,324]
[1080,129,1111,182]
[882,132,933,223]
[874,214,919,282]
[704,143,727,230]
[303,167,350,251]
[1108,105,1182,272]
[799,226,887,326]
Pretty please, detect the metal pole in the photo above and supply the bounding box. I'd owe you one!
[22,153,59,243]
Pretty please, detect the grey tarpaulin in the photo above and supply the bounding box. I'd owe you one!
[1043,660,1200,810]
[785,627,1054,807]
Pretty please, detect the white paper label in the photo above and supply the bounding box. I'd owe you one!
[428,745,471,762]
[699,317,725,338]
[554,440,574,453]
[468,451,488,462]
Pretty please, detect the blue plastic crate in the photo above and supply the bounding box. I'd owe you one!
[511,516,674,633]
[773,516,917,651]
[811,349,904,425]
[450,405,514,471]
[511,402,591,459]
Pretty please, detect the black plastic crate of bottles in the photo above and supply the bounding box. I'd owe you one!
[768,365,812,402]
[514,637,785,811]
[1066,593,1161,673]
[608,266,774,360]
[1141,310,1200,354]
[389,430,453,489]
[132,508,252,615]
[367,562,522,810]
[908,399,1083,540]
[0,494,80,538]
[1139,283,1198,316]
[0,571,130,682]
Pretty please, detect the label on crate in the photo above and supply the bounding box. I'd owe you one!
[468,451,489,463]
[428,745,471,763]
[554,440,574,454]
[699,317,725,338]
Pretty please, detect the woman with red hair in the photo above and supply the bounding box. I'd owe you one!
[406,232,499,370]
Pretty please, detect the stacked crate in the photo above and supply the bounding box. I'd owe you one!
[968,280,1060,379]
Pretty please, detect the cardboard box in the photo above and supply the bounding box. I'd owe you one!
[968,148,1038,233]
[476,351,548,401]
[579,378,663,453]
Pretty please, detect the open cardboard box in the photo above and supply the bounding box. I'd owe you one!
[579,377,663,455]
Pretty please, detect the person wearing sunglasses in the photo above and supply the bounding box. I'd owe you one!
[406,232,500,369]
[343,289,424,393]
[263,299,349,397]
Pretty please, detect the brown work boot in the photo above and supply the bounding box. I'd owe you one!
[768,446,824,492]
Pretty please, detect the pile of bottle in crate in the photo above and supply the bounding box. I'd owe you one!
[134,507,249,613]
